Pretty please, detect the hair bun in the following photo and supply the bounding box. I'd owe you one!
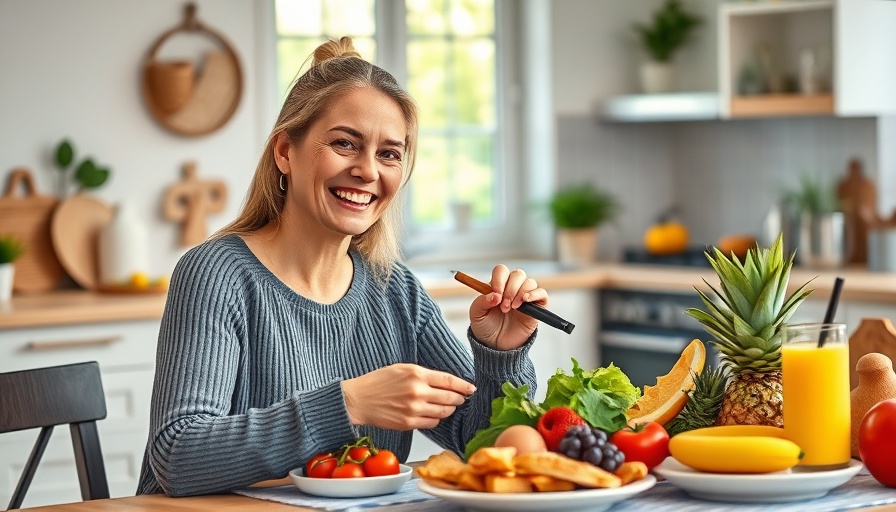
[313,36,362,65]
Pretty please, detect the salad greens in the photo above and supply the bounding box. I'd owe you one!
[463,359,641,459]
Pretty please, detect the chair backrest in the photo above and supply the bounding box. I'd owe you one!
[0,361,110,510]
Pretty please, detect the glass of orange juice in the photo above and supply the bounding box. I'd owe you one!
[782,322,851,470]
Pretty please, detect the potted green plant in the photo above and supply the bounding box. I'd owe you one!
[782,174,844,269]
[632,0,702,94]
[54,138,111,197]
[0,234,25,302]
[547,183,620,267]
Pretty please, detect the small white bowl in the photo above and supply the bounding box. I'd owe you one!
[289,464,413,498]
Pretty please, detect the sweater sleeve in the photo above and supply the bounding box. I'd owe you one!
[413,299,538,456]
[141,247,357,496]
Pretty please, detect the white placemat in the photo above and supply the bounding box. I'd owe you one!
[236,470,896,511]
[234,480,459,511]
[610,471,896,512]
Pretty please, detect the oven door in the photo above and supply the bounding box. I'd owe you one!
[600,328,710,390]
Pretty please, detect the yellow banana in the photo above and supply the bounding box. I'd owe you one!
[675,425,787,439]
[669,426,802,473]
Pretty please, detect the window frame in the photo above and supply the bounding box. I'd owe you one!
[264,0,535,263]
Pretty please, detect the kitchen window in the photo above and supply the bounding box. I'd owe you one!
[273,0,527,261]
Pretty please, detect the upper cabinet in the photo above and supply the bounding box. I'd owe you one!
[601,0,896,122]
[718,0,896,119]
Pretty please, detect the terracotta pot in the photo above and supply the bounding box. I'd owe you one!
[557,228,597,267]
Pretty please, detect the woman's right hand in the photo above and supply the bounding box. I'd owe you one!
[342,364,476,430]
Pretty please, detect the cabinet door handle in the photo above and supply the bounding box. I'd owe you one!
[26,336,124,351]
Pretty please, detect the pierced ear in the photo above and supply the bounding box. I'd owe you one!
[273,133,292,174]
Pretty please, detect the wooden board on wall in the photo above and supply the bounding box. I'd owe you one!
[0,169,65,292]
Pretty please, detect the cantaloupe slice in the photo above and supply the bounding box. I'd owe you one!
[626,339,706,426]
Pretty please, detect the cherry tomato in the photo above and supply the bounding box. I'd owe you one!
[609,422,670,471]
[363,449,400,476]
[331,461,366,478]
[306,454,337,478]
[859,398,896,488]
[305,452,332,476]
[348,446,371,463]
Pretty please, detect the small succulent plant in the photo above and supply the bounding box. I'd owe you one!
[0,234,25,264]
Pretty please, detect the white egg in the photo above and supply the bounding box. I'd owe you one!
[494,424,548,455]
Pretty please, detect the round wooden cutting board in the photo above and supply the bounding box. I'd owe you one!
[51,194,114,290]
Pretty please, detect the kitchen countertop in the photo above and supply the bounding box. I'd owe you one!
[3,264,896,329]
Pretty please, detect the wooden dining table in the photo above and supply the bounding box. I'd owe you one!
[15,494,896,512]
[15,477,313,511]
[14,477,896,512]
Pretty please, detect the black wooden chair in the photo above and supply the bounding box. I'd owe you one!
[0,361,110,510]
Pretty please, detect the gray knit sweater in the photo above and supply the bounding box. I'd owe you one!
[136,235,537,496]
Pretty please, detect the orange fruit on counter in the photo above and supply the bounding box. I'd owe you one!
[627,339,707,426]
[716,234,757,261]
[644,221,689,255]
[129,272,150,288]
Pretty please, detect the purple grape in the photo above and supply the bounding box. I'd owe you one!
[582,446,603,466]
[558,436,581,457]
[559,426,625,473]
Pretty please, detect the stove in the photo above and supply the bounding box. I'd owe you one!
[603,246,720,388]
[621,246,712,268]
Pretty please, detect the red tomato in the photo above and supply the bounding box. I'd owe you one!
[364,449,400,476]
[859,398,896,488]
[609,422,670,471]
[306,454,337,478]
[331,462,366,478]
[348,446,371,463]
[305,452,332,475]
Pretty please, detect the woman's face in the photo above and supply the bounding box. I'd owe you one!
[276,87,407,238]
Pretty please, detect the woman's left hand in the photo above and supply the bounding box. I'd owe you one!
[468,265,548,350]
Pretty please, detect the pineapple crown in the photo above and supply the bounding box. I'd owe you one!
[685,235,814,372]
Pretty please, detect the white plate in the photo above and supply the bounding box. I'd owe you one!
[654,457,863,503]
[289,464,413,498]
[417,474,656,512]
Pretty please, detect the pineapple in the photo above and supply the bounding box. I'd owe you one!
[685,235,813,427]
[665,365,727,436]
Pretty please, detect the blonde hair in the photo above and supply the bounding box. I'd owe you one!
[215,37,418,283]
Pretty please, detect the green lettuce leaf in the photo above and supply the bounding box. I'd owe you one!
[575,390,630,432]
[463,382,543,459]
[463,360,641,458]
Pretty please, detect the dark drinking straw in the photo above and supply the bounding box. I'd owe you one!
[818,277,845,348]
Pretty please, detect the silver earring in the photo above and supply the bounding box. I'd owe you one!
[279,174,287,192]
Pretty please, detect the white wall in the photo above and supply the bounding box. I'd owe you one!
[0,0,268,277]
[551,0,717,116]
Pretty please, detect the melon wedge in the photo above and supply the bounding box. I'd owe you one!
[626,339,706,426]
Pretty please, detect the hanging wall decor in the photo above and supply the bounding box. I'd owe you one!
[163,161,228,247]
[142,3,243,136]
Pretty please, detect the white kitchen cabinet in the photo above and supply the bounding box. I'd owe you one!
[0,320,158,509]
[719,0,896,118]
[408,290,598,462]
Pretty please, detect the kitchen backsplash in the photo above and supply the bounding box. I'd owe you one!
[556,115,879,261]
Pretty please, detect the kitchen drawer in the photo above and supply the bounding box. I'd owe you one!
[0,319,160,374]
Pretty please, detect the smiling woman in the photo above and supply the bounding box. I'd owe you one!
[136,36,547,498]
